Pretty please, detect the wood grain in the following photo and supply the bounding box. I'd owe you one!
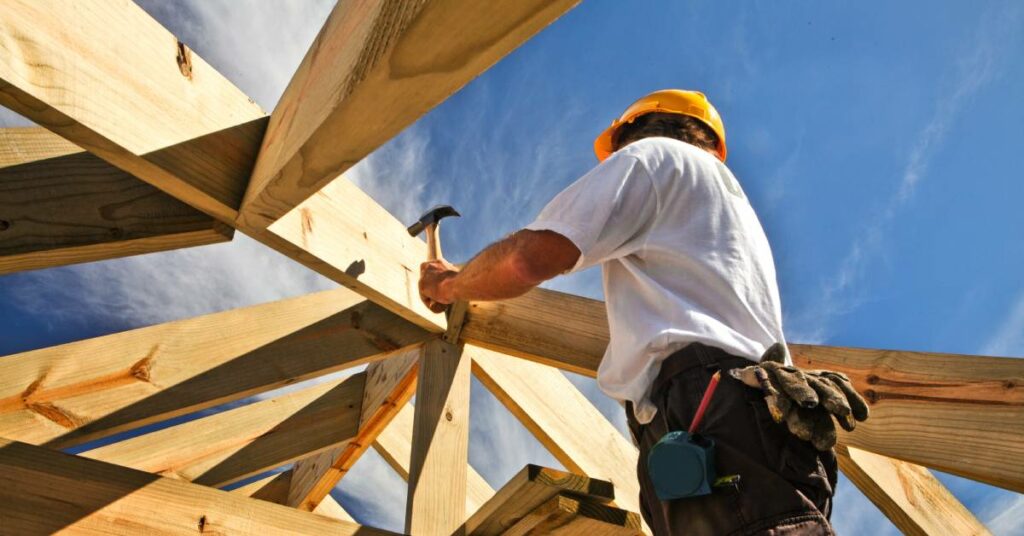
[0,288,429,448]
[501,493,643,536]
[83,374,363,488]
[836,446,990,536]
[241,0,581,229]
[0,127,230,274]
[0,0,267,223]
[373,401,496,515]
[0,438,394,535]
[287,344,422,511]
[407,339,472,535]
[463,465,616,536]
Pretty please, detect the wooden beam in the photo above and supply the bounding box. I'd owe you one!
[0,127,231,274]
[240,0,581,229]
[502,493,643,536]
[0,288,430,448]
[406,339,471,535]
[287,344,422,511]
[0,0,267,223]
[232,472,356,523]
[791,344,1024,492]
[837,446,991,536]
[463,288,1024,492]
[82,374,363,488]
[469,347,641,517]
[462,288,607,377]
[373,402,495,515]
[462,465,616,536]
[0,438,394,535]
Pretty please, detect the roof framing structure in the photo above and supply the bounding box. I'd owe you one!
[0,1,1015,534]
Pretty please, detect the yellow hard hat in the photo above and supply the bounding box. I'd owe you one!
[594,89,727,162]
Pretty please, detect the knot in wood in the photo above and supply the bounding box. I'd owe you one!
[864,389,878,404]
[0,220,9,231]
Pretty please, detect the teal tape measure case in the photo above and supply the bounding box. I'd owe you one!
[647,431,716,500]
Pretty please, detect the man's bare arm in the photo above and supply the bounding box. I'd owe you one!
[419,230,580,310]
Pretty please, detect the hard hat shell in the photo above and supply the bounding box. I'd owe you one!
[594,89,727,162]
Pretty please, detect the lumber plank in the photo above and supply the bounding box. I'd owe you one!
[82,374,363,488]
[0,288,429,448]
[464,288,1024,491]
[0,127,231,274]
[0,438,394,535]
[470,347,641,517]
[240,0,581,229]
[791,344,1024,492]
[462,465,616,536]
[501,493,643,536]
[462,288,607,377]
[836,446,991,536]
[0,0,267,223]
[406,339,472,535]
[266,175,445,331]
[287,344,422,510]
[373,402,495,515]
[233,471,357,523]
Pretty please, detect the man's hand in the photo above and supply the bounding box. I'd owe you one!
[419,259,459,313]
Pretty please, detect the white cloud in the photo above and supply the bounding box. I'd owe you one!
[830,475,901,536]
[983,291,1024,357]
[983,492,1024,536]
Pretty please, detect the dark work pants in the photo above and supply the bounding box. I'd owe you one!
[626,343,838,536]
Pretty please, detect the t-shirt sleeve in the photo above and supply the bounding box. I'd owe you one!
[525,152,658,272]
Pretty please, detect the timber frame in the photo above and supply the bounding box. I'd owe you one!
[0,1,1016,534]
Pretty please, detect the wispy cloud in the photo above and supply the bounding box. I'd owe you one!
[830,475,901,536]
[983,492,1024,536]
[789,6,1018,342]
[983,291,1024,357]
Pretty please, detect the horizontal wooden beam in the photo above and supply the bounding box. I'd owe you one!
[83,374,363,488]
[837,446,990,536]
[464,288,1024,492]
[241,0,581,230]
[502,493,643,536]
[469,347,641,517]
[0,438,394,535]
[0,0,267,223]
[0,127,231,274]
[287,344,422,511]
[0,288,430,448]
[791,344,1024,492]
[232,472,356,523]
[462,288,607,377]
[463,465,616,535]
[373,402,495,515]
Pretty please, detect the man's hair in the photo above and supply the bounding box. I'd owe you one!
[613,112,720,154]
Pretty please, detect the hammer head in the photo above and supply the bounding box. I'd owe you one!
[407,204,460,236]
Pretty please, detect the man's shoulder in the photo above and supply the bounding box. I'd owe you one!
[619,137,715,168]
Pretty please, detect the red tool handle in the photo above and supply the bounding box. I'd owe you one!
[688,371,721,435]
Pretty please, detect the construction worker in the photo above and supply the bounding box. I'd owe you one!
[419,89,867,535]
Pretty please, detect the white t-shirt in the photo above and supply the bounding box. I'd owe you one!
[526,137,785,424]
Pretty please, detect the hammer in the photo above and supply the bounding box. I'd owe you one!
[406,204,460,262]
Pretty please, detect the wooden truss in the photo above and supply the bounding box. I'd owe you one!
[0,1,1016,534]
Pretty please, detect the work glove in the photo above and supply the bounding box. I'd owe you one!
[729,343,870,451]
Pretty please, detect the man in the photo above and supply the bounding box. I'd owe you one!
[419,90,864,535]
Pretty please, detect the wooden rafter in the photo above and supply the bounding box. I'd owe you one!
[373,402,496,515]
[469,346,641,516]
[240,0,582,230]
[837,446,991,536]
[406,339,471,535]
[0,0,267,223]
[232,472,356,523]
[0,438,393,535]
[82,374,364,488]
[287,344,421,511]
[0,288,428,448]
[0,127,231,274]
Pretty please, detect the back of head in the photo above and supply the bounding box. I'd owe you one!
[613,112,720,156]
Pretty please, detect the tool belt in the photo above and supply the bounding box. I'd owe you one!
[650,342,753,406]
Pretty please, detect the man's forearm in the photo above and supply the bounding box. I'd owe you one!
[442,233,540,302]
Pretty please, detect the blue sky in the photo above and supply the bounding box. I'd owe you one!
[1,0,1022,533]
